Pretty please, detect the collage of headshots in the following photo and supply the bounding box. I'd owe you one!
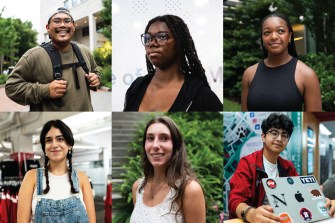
[0,0,335,223]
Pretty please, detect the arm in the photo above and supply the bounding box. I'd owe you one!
[132,179,140,205]
[182,180,206,223]
[17,169,36,223]
[241,64,257,111]
[297,61,322,111]
[78,171,96,223]
[236,203,281,223]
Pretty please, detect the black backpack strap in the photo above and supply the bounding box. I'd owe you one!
[40,42,63,107]
[71,43,97,91]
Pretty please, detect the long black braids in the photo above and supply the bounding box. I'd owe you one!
[40,120,78,194]
[144,14,210,87]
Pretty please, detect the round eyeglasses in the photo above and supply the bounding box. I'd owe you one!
[140,32,170,46]
[266,129,290,142]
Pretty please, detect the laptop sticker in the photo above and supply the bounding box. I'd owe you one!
[270,194,287,207]
[300,176,316,184]
[294,191,304,202]
[317,202,329,217]
[279,212,294,223]
[287,177,294,185]
[300,208,312,221]
[266,179,277,189]
[309,189,323,200]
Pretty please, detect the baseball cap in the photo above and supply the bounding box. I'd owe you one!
[48,7,74,24]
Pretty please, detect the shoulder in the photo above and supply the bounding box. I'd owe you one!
[127,74,151,94]
[73,42,91,52]
[296,60,317,79]
[21,169,37,187]
[77,170,90,186]
[243,62,259,84]
[184,180,203,196]
[21,46,48,60]
[132,178,142,192]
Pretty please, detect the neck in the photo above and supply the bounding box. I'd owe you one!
[48,160,68,175]
[52,41,71,52]
[263,148,279,164]
[152,167,167,182]
[266,52,292,67]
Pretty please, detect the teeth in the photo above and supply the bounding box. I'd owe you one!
[152,153,163,158]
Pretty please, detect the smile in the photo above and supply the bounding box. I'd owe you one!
[151,153,164,158]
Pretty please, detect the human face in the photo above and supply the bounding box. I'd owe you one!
[145,21,179,69]
[145,123,173,169]
[44,127,71,163]
[46,13,75,46]
[262,17,292,56]
[262,128,289,154]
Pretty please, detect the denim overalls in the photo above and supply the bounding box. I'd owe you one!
[34,168,89,223]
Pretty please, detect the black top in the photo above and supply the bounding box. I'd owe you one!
[123,73,223,112]
[247,57,303,111]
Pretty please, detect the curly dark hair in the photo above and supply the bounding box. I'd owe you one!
[40,120,78,194]
[260,13,298,58]
[144,14,210,87]
[261,113,294,136]
[139,116,199,219]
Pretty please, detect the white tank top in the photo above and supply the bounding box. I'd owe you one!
[130,178,184,223]
[31,171,85,221]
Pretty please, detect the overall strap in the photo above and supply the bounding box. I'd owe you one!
[71,168,80,192]
[36,168,44,195]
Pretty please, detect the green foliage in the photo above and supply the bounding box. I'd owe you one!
[100,65,111,88]
[100,0,111,39]
[113,113,223,223]
[93,41,111,67]
[0,74,7,85]
[299,53,335,111]
[224,98,241,111]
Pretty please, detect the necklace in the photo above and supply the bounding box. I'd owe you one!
[150,181,166,200]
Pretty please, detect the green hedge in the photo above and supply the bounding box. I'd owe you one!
[0,74,7,85]
[113,112,223,223]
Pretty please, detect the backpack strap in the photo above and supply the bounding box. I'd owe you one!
[40,42,63,107]
[71,43,97,91]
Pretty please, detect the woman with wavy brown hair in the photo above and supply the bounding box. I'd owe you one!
[130,116,206,223]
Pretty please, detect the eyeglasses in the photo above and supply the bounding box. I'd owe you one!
[51,18,73,25]
[140,32,170,46]
[266,129,290,142]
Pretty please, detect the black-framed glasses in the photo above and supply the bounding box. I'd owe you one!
[140,32,170,46]
[51,18,73,25]
[266,129,290,142]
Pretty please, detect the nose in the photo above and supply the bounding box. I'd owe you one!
[51,139,58,148]
[152,138,160,149]
[147,37,158,47]
[275,134,283,141]
[270,31,278,40]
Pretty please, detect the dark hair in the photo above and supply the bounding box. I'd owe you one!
[261,113,294,136]
[144,14,210,87]
[139,116,198,218]
[260,13,298,58]
[40,120,78,194]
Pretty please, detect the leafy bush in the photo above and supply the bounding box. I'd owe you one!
[0,74,7,85]
[299,53,335,111]
[100,65,111,88]
[113,112,223,223]
[93,41,111,67]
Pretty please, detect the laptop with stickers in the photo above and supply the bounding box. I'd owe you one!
[262,176,331,223]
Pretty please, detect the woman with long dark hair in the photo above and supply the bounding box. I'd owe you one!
[17,120,96,222]
[124,14,222,112]
[130,116,206,222]
[241,13,322,111]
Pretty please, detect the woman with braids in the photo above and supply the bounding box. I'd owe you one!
[123,14,222,112]
[17,120,96,223]
[241,13,322,111]
[130,116,206,223]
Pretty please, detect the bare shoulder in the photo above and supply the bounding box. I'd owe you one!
[185,180,204,196]
[296,60,317,78]
[132,179,141,192]
[243,63,259,84]
[77,171,90,184]
[23,168,37,183]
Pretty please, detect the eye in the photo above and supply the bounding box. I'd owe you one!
[263,31,271,36]
[52,19,61,24]
[146,135,154,142]
[45,138,52,143]
[278,29,285,34]
[64,18,72,24]
[271,130,279,137]
[56,137,65,142]
[156,33,168,40]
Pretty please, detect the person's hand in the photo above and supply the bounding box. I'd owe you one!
[85,73,100,88]
[49,80,67,98]
[248,205,282,223]
[325,198,335,217]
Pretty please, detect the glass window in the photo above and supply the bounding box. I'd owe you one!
[64,0,69,8]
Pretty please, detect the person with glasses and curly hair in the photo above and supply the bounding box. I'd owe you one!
[241,13,322,111]
[228,113,335,223]
[17,120,96,222]
[130,116,206,223]
[124,14,222,112]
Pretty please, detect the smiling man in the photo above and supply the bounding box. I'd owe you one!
[5,7,100,111]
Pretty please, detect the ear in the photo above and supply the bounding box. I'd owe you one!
[261,133,266,142]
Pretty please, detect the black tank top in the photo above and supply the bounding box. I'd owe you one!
[247,57,303,111]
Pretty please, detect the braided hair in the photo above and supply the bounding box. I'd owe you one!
[40,120,78,194]
[144,14,210,87]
